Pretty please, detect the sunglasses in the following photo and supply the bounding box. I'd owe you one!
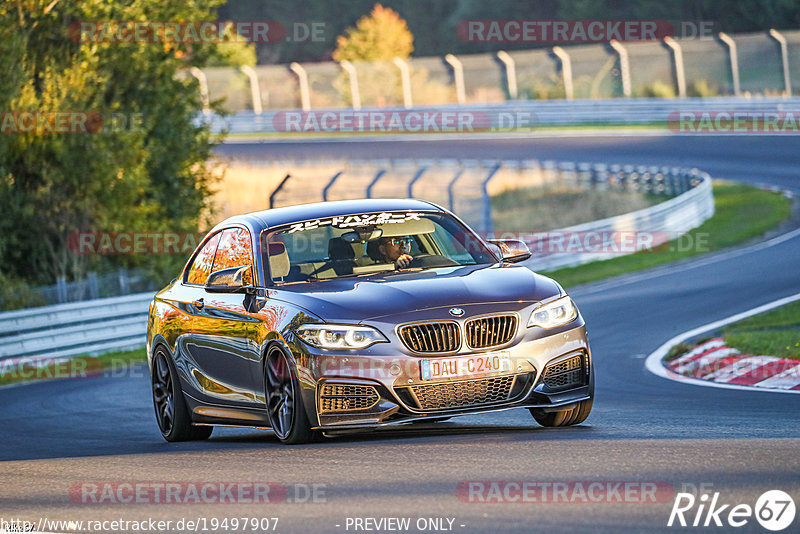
[388,237,413,246]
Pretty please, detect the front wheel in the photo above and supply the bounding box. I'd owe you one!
[530,363,594,427]
[151,348,212,442]
[529,397,593,427]
[264,346,320,444]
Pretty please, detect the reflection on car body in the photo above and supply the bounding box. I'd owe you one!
[147,198,594,444]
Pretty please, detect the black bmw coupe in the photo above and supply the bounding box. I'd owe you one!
[147,198,593,444]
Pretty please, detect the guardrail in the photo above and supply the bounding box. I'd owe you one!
[207,96,800,134]
[0,293,151,362]
[0,160,713,362]
[522,166,713,271]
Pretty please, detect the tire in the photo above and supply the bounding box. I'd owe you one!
[151,347,213,442]
[529,398,593,427]
[530,365,594,427]
[264,346,320,445]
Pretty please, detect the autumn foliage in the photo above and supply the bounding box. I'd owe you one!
[333,4,413,62]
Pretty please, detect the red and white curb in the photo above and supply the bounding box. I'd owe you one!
[666,338,800,390]
[645,292,800,394]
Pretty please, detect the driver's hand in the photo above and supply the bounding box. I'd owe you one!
[395,254,413,269]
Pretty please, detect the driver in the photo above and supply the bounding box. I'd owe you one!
[377,236,414,269]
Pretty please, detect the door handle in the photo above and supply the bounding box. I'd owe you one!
[192,298,204,310]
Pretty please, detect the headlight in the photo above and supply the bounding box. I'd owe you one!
[295,324,388,350]
[527,296,577,329]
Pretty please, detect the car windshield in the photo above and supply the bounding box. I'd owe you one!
[261,211,496,284]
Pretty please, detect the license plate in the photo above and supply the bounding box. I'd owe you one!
[420,352,512,380]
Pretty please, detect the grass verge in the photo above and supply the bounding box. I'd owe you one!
[545,181,792,288]
[0,348,146,387]
[720,301,800,360]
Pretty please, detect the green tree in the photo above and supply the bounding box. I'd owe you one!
[0,0,236,291]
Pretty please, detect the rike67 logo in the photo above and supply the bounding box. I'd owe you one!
[668,489,795,531]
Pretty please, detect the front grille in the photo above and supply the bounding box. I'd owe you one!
[542,353,588,391]
[466,315,517,349]
[399,322,460,353]
[318,383,379,413]
[407,375,517,410]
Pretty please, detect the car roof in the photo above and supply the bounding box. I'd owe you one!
[212,198,445,233]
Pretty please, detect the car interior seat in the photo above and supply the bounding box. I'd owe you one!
[267,242,291,282]
[366,240,384,263]
[327,237,367,275]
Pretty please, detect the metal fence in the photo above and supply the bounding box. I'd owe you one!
[191,30,800,114]
[266,157,713,239]
[0,268,160,313]
[34,269,159,305]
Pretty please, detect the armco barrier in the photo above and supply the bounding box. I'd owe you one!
[0,162,713,362]
[0,293,151,362]
[521,167,713,271]
[207,96,800,134]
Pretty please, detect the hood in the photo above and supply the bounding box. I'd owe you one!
[270,263,562,323]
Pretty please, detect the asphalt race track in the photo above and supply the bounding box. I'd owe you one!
[1,133,799,533]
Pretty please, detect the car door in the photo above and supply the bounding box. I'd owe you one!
[182,226,263,409]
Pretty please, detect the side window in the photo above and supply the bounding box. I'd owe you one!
[185,232,222,285]
[212,227,253,276]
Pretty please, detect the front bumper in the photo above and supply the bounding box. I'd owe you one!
[288,322,593,431]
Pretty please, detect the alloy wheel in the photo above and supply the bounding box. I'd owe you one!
[265,349,295,440]
[152,351,175,435]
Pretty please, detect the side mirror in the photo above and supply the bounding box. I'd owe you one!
[205,265,254,293]
[486,239,532,263]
